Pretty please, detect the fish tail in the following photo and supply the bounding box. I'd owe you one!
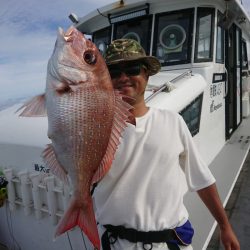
[55,197,100,250]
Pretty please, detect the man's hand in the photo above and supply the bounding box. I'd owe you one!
[197,184,240,250]
[220,224,240,250]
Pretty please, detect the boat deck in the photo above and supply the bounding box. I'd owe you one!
[207,150,250,249]
[184,114,250,249]
[1,131,250,250]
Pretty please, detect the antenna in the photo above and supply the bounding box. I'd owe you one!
[218,1,236,29]
[68,13,79,24]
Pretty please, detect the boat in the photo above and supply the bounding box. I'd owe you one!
[0,0,250,249]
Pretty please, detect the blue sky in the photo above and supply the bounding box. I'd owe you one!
[0,0,250,109]
[0,0,114,108]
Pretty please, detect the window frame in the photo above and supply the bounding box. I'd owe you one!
[179,93,203,137]
[242,39,248,70]
[92,26,112,55]
[152,8,195,66]
[194,7,215,63]
[216,11,225,64]
[113,15,153,55]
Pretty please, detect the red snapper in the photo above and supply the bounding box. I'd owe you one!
[18,26,134,250]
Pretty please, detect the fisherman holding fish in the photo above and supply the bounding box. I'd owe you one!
[92,39,240,250]
[19,27,239,250]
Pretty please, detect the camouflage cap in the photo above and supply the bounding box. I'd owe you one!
[104,39,161,76]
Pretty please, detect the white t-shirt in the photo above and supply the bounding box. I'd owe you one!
[94,108,215,249]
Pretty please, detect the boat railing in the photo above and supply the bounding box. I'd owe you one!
[3,168,69,225]
[145,70,192,103]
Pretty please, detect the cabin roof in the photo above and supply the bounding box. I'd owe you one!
[75,0,147,34]
[75,0,250,41]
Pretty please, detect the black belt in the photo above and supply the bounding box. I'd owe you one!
[101,224,182,250]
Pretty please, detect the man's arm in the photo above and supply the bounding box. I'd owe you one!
[197,183,240,250]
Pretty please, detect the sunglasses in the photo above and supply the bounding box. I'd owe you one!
[108,64,146,79]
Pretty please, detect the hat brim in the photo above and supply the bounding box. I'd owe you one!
[106,56,161,76]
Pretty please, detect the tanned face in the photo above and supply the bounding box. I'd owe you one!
[110,63,149,106]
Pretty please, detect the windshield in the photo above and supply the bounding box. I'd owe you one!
[153,8,194,66]
[113,15,152,55]
[92,8,194,66]
[195,8,215,62]
[92,27,111,55]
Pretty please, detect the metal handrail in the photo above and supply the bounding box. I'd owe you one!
[145,70,192,103]
[224,68,229,98]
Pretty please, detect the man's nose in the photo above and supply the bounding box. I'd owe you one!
[118,72,130,81]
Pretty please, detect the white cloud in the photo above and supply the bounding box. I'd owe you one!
[0,23,56,101]
[0,0,115,108]
[1,0,114,32]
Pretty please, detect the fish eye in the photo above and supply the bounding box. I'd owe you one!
[83,51,97,65]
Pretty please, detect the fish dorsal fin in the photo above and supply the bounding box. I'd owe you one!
[91,91,135,185]
[42,144,69,184]
[16,94,47,117]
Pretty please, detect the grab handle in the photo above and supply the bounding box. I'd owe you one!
[224,68,229,98]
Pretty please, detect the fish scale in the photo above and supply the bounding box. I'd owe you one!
[17,26,135,250]
[51,87,113,178]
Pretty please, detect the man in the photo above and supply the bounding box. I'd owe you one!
[93,39,240,250]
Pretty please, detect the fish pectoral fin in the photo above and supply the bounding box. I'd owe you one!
[127,113,136,126]
[42,144,69,184]
[55,197,100,250]
[92,90,135,184]
[118,93,136,126]
[16,94,47,117]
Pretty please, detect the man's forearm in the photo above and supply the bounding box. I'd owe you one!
[197,183,230,228]
[197,183,240,249]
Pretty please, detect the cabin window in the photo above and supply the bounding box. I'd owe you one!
[216,11,225,63]
[194,8,215,62]
[153,8,194,66]
[236,28,241,67]
[242,40,248,70]
[113,15,152,54]
[179,93,203,136]
[92,27,112,55]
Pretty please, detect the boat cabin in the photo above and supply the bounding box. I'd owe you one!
[74,0,250,165]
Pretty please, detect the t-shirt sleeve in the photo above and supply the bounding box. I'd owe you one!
[178,115,216,191]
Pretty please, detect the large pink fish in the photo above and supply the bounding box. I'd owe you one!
[18,26,134,249]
